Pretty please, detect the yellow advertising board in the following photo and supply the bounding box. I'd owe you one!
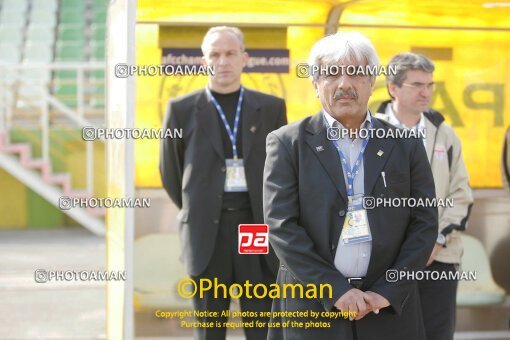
[135,1,510,188]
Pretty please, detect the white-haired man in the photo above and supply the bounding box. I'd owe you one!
[263,31,437,340]
[160,26,287,340]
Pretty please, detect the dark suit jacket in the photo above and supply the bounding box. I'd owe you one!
[160,87,287,277]
[263,112,437,340]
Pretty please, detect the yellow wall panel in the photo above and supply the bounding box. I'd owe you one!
[135,1,510,188]
[0,170,27,228]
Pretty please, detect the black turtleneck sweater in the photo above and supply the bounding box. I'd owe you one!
[210,89,251,211]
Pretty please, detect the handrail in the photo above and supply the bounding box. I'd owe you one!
[0,62,106,197]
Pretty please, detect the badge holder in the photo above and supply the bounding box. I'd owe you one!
[341,194,372,245]
[224,158,248,192]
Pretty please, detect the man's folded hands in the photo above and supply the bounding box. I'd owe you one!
[334,288,390,321]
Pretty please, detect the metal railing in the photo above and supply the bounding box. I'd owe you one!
[0,62,106,195]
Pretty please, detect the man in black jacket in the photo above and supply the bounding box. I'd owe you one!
[160,26,287,340]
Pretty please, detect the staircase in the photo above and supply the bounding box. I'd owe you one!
[0,63,106,236]
[0,130,105,235]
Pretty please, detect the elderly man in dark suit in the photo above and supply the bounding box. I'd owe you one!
[160,26,287,340]
[263,31,437,340]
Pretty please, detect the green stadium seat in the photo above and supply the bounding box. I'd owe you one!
[87,84,105,96]
[88,69,105,80]
[53,83,78,107]
[55,43,86,61]
[58,26,85,41]
[88,82,106,108]
[90,98,105,109]
[58,9,86,25]
[91,42,105,61]
[58,22,86,32]
[91,24,106,41]
[54,70,78,80]
[91,8,107,23]
[54,83,77,95]
[59,0,87,11]
[93,0,108,8]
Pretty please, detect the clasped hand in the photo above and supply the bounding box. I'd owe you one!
[334,288,390,321]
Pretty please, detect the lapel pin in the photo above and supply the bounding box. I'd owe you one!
[316,146,324,152]
[377,150,384,157]
[250,126,257,133]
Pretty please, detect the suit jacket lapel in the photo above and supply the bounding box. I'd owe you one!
[305,113,348,203]
[241,89,261,161]
[363,118,396,196]
[196,89,224,160]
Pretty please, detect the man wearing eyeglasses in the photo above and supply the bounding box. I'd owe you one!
[376,52,473,340]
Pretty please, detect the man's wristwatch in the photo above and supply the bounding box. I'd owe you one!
[436,233,446,246]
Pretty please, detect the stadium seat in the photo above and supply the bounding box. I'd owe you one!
[89,69,105,80]
[91,24,106,41]
[54,70,78,80]
[57,26,85,41]
[133,233,191,310]
[20,69,52,85]
[29,10,57,26]
[457,234,506,306]
[0,25,24,47]
[55,42,86,61]
[87,83,104,95]
[0,10,26,26]
[92,0,108,9]
[58,9,86,25]
[26,25,55,42]
[18,85,45,102]
[31,0,59,12]
[43,0,108,110]
[0,43,21,63]
[89,98,105,109]
[24,43,54,63]
[88,83,105,108]
[59,0,87,11]
[90,42,105,61]
[53,82,77,107]
[91,8,107,23]
[1,0,28,13]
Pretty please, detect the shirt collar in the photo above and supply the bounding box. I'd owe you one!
[385,103,425,131]
[323,110,372,131]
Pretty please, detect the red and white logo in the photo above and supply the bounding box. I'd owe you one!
[238,224,269,254]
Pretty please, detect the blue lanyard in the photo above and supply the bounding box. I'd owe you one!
[324,114,372,197]
[206,87,244,159]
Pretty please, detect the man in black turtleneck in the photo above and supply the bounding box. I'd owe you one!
[209,88,252,211]
[160,26,287,340]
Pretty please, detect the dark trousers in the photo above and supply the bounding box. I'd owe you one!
[418,261,458,340]
[191,209,275,340]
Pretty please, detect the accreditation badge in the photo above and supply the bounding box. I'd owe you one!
[225,158,248,192]
[340,195,372,245]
